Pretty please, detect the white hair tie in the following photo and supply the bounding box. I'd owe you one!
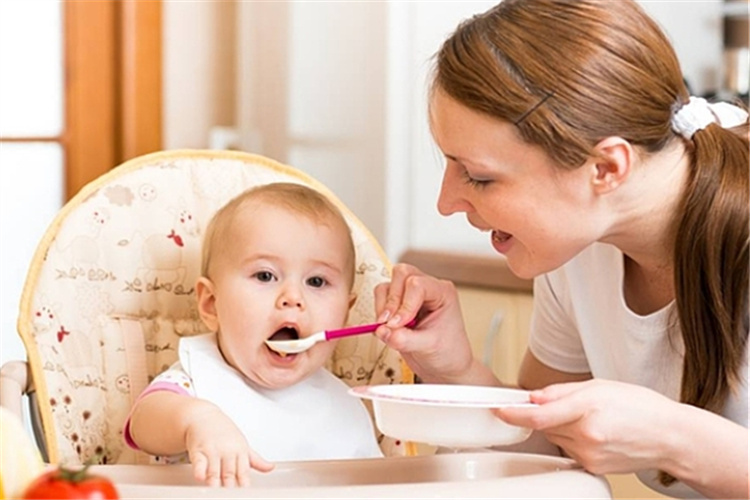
[671,96,748,139]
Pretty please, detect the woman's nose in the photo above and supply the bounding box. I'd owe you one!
[437,166,473,216]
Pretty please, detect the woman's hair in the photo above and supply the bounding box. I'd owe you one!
[434,0,749,484]
[201,182,356,287]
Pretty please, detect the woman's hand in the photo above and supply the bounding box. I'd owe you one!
[494,379,749,499]
[373,263,497,385]
[184,403,274,487]
[495,380,676,475]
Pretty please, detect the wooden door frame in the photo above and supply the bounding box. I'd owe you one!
[65,0,162,200]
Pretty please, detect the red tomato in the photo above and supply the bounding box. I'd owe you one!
[21,465,119,500]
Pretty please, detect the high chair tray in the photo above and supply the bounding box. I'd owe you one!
[92,451,612,498]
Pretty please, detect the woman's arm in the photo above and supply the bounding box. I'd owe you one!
[517,349,592,389]
[664,402,748,499]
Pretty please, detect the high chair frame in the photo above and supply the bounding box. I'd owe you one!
[1,150,413,465]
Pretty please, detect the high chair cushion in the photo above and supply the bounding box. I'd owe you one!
[18,150,411,465]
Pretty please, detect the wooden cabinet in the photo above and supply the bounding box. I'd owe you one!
[456,286,532,385]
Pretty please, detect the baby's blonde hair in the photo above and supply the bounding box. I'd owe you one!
[201,182,356,286]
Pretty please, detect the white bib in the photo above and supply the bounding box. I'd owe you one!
[178,333,383,462]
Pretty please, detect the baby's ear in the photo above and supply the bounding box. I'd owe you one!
[196,277,219,332]
[348,292,358,310]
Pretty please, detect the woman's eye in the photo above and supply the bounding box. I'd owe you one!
[461,169,490,188]
[307,276,327,288]
[253,271,275,283]
[449,159,491,189]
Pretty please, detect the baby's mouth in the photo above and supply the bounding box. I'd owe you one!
[267,326,299,358]
[268,326,299,342]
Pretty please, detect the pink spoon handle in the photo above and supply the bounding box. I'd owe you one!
[324,318,417,340]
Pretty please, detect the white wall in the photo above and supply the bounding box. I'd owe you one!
[164,0,724,264]
[640,1,724,95]
[162,1,236,150]
[236,1,387,246]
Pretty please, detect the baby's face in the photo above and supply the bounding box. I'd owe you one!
[202,203,354,389]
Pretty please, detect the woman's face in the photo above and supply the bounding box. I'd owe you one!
[430,88,605,279]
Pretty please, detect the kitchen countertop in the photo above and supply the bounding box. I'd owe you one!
[398,249,533,292]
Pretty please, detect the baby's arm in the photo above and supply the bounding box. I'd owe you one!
[125,367,273,486]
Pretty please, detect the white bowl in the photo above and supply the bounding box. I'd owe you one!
[350,384,534,448]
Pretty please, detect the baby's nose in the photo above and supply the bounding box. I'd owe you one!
[280,298,302,308]
[276,287,304,309]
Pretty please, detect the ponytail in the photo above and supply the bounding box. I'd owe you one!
[664,117,749,485]
[674,116,749,411]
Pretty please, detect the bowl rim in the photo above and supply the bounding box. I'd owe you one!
[349,384,537,409]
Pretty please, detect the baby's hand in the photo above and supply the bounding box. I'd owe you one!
[184,402,274,487]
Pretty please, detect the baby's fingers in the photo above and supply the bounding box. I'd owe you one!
[250,449,274,473]
[220,455,238,487]
[236,451,274,487]
[191,452,221,487]
[232,449,273,487]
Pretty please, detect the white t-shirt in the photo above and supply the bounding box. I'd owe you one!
[528,243,748,499]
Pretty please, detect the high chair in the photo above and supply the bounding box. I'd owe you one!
[0,150,413,466]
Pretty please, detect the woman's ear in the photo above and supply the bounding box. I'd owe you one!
[196,276,219,332]
[589,136,634,194]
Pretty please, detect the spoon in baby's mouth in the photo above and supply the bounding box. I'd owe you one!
[266,318,417,355]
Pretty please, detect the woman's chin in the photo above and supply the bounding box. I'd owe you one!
[502,254,539,281]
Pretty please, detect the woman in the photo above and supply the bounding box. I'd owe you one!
[374,1,748,498]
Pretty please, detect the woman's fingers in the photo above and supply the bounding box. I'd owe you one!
[376,264,425,323]
[529,380,593,404]
[386,277,427,327]
[373,281,390,322]
[494,396,585,430]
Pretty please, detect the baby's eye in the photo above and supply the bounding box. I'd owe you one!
[253,271,276,283]
[306,276,327,288]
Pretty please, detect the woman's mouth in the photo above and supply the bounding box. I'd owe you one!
[491,230,513,253]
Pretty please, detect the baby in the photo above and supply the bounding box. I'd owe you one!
[124,183,382,487]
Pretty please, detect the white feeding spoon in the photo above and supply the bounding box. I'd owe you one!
[266,318,417,355]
